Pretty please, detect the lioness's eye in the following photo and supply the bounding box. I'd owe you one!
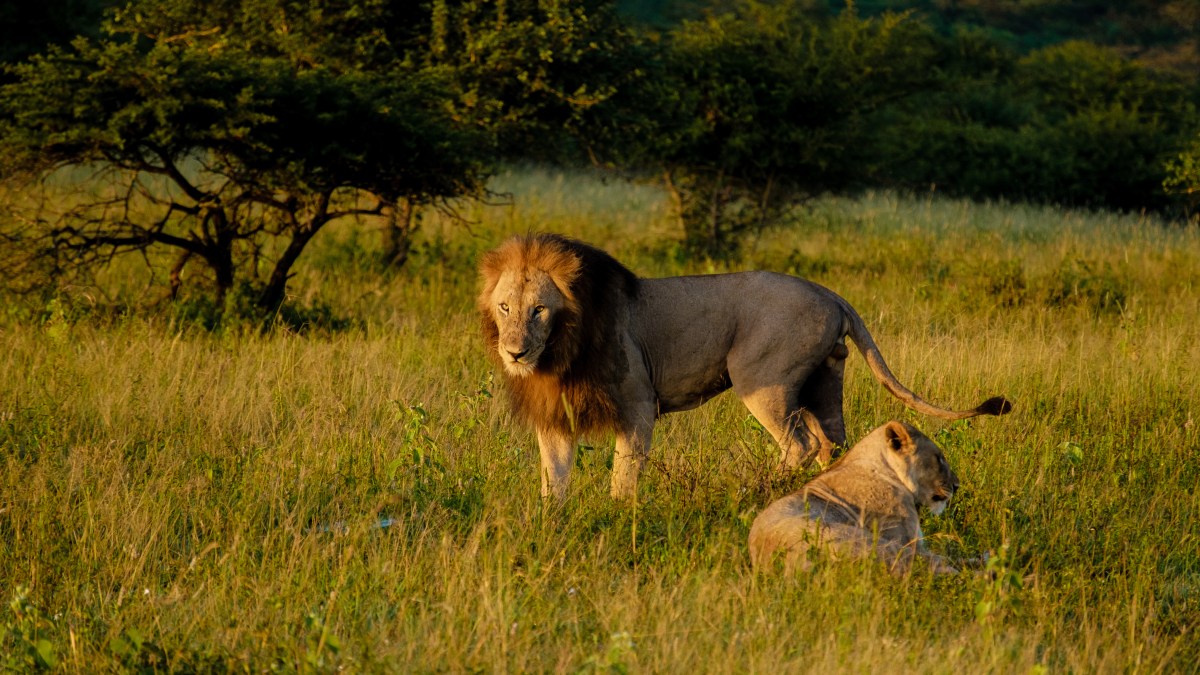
[499,303,509,314]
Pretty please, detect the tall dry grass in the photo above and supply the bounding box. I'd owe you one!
[1,167,1198,671]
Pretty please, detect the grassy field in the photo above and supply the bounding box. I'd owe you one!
[2,167,1199,672]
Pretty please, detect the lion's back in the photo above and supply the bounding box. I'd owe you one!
[636,271,831,318]
[632,271,846,412]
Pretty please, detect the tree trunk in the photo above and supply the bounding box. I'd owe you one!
[258,228,317,314]
[210,248,236,309]
[383,198,418,269]
[164,250,192,302]
[707,168,726,254]
[662,168,687,235]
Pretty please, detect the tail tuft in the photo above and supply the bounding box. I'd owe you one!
[977,396,1014,416]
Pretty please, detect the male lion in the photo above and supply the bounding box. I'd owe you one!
[749,420,960,575]
[478,233,1011,500]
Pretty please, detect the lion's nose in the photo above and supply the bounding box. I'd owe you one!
[508,349,528,361]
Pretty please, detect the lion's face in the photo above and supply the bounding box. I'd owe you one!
[486,268,568,376]
[882,422,959,515]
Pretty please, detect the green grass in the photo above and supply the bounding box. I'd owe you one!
[2,167,1199,671]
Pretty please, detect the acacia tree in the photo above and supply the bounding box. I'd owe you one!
[81,0,641,269]
[616,1,936,256]
[0,12,488,315]
[380,0,641,264]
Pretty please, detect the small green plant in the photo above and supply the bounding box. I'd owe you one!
[579,630,636,674]
[1042,259,1129,314]
[975,543,1025,631]
[303,609,343,672]
[108,627,168,671]
[447,375,494,441]
[3,587,57,671]
[395,402,444,483]
[1060,441,1084,467]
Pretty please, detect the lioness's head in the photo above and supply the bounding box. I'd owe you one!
[478,235,583,376]
[880,421,960,515]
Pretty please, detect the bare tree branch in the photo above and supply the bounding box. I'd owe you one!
[326,201,387,222]
[146,143,210,205]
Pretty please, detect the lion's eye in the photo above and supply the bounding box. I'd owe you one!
[533,305,546,316]
[499,303,510,314]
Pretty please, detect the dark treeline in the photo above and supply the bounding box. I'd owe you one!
[841,0,1200,74]
[622,1,1200,70]
[9,1,1199,73]
[2,0,1199,316]
[608,1,1200,251]
[0,0,111,64]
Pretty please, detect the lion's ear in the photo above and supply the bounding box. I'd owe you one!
[884,421,914,455]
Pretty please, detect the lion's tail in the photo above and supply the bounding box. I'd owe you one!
[836,296,1013,420]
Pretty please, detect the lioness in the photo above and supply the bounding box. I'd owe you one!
[749,420,960,574]
[478,233,1011,500]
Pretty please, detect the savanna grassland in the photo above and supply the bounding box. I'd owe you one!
[2,167,1199,672]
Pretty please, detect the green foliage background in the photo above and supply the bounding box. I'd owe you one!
[4,0,1200,309]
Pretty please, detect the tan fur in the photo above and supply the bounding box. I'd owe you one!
[478,234,636,438]
[478,233,1012,500]
[748,421,960,575]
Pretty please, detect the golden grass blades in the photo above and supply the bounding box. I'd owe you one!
[1,167,1198,671]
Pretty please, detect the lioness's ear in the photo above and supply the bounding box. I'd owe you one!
[884,421,914,455]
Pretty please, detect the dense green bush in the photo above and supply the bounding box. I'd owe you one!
[874,38,1197,211]
[612,1,937,255]
[1165,132,1200,217]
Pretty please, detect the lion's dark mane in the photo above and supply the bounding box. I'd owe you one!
[480,233,640,437]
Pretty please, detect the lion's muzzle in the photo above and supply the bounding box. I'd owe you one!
[500,342,542,375]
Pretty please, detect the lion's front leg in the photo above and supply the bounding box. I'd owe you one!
[537,427,577,500]
[611,406,655,501]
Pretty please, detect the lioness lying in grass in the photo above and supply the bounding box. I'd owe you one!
[749,421,961,575]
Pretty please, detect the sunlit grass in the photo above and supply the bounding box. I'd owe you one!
[1,167,1198,671]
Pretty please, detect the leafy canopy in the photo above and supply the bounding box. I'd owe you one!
[621,0,936,254]
[0,1,489,316]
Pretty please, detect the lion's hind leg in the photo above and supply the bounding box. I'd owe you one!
[735,382,833,470]
[795,342,849,463]
[785,408,837,469]
[729,318,846,470]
